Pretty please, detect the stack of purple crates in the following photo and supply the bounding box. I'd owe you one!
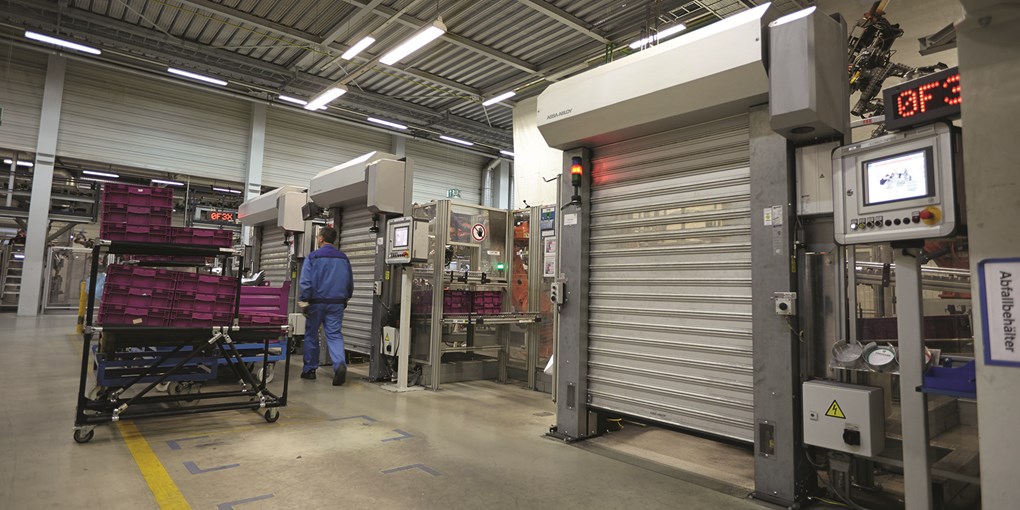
[97,183,239,327]
[441,290,503,315]
[100,184,173,243]
[98,265,238,327]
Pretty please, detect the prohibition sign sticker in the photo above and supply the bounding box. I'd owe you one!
[472,223,486,241]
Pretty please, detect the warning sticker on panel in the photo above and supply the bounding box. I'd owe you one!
[825,400,846,419]
[471,223,487,241]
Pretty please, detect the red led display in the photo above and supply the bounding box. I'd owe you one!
[209,211,235,222]
[883,66,961,131]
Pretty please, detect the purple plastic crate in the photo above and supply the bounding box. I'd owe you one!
[98,304,172,326]
[102,183,173,208]
[101,203,172,228]
[172,227,233,248]
[174,293,234,314]
[105,265,178,291]
[238,312,287,328]
[171,310,233,328]
[126,254,209,265]
[100,224,172,244]
[101,284,175,309]
[176,273,237,299]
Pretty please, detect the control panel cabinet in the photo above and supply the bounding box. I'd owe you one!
[385,217,428,265]
[833,123,963,245]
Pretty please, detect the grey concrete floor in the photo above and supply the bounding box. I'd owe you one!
[0,314,775,510]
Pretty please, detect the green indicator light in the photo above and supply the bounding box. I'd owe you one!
[496,262,506,271]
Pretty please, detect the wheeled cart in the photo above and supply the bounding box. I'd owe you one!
[72,240,291,443]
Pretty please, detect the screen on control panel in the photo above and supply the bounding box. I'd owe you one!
[862,147,935,206]
[393,226,409,248]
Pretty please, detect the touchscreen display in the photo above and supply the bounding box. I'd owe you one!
[863,148,933,206]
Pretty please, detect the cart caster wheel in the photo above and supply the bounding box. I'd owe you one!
[169,382,201,408]
[257,363,275,385]
[73,428,95,444]
[264,408,280,423]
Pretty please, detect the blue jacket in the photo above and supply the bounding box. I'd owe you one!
[299,244,354,304]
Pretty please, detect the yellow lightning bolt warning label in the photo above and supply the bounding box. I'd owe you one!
[825,400,846,419]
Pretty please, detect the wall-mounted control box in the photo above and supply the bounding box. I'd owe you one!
[803,380,885,457]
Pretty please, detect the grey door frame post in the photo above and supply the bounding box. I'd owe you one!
[551,147,596,441]
[749,106,813,505]
[18,54,66,317]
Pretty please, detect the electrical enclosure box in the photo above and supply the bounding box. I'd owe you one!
[803,380,885,457]
[308,152,408,214]
[833,123,962,245]
[238,186,307,231]
[385,217,428,265]
[382,326,397,356]
[796,141,839,216]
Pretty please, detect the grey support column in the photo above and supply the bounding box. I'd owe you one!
[957,2,1020,508]
[749,106,812,505]
[552,147,595,440]
[390,135,406,158]
[241,102,267,246]
[17,55,66,317]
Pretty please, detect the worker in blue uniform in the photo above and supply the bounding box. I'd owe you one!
[298,227,354,386]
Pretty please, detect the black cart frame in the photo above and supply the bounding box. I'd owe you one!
[72,240,291,443]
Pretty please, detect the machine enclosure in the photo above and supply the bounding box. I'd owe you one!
[536,4,774,149]
[308,152,406,214]
[238,185,307,231]
[768,8,848,142]
[803,380,885,457]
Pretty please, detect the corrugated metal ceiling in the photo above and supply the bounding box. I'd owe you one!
[4,0,813,153]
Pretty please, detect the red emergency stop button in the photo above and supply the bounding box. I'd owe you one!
[920,206,942,225]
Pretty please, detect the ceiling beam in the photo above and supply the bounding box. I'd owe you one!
[515,0,611,45]
[338,0,539,74]
[3,2,511,146]
[174,0,323,49]
[287,0,388,72]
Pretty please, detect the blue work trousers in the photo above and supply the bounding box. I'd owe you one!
[303,303,346,372]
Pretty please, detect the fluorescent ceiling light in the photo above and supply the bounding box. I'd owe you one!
[3,159,34,167]
[212,187,242,194]
[151,179,185,187]
[770,6,817,27]
[167,67,228,86]
[278,95,327,110]
[439,135,473,146]
[380,19,447,65]
[13,254,25,260]
[83,170,119,179]
[367,117,407,130]
[499,150,515,157]
[629,23,687,49]
[482,91,516,107]
[342,36,376,60]
[25,31,101,55]
[305,86,348,110]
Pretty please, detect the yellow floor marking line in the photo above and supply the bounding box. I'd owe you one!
[117,421,192,510]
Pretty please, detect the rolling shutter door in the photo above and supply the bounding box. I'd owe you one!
[587,115,754,442]
[57,62,248,182]
[0,48,46,152]
[406,141,485,204]
[338,207,375,355]
[263,107,390,188]
[258,227,290,286]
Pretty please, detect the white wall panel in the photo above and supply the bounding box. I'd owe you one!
[0,47,47,152]
[406,141,486,205]
[57,62,249,181]
[263,107,390,188]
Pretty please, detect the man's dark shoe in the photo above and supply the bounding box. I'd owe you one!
[332,365,347,386]
[300,370,316,380]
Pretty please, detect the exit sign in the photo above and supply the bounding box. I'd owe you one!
[447,188,462,198]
